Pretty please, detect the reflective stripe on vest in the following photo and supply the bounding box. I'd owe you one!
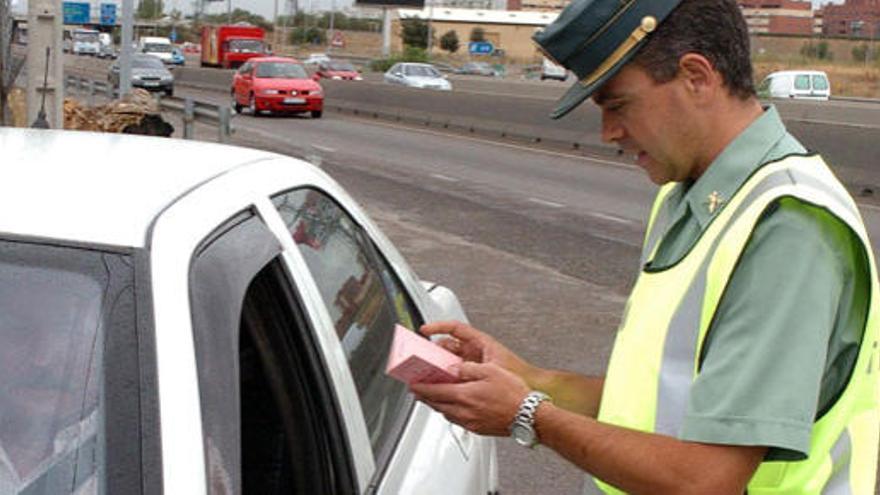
[591,155,880,495]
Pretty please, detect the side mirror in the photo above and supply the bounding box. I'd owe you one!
[421,281,469,323]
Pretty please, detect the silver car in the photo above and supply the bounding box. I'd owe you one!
[0,128,497,495]
[384,63,452,91]
[108,54,174,96]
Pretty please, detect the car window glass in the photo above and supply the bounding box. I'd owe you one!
[272,189,422,458]
[812,75,829,91]
[757,77,771,94]
[255,62,308,79]
[794,74,810,90]
[237,62,250,74]
[132,56,164,69]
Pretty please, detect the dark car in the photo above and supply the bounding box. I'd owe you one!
[108,54,174,96]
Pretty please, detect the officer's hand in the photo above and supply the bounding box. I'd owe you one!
[411,361,530,436]
[421,321,534,380]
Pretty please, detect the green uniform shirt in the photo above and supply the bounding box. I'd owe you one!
[650,106,869,460]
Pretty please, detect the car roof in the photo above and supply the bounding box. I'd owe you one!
[0,128,282,248]
[249,56,302,64]
[766,70,828,77]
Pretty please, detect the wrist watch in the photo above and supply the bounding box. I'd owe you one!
[509,391,552,448]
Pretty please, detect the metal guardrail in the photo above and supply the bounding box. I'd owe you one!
[63,75,234,143]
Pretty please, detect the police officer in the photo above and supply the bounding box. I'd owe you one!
[411,0,880,493]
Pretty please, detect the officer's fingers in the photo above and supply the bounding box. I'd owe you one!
[436,337,464,355]
[421,320,482,342]
[410,382,463,403]
[457,362,493,382]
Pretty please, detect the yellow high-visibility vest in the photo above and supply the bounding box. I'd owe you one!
[593,155,880,494]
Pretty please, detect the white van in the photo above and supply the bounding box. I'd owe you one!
[71,28,100,55]
[540,57,567,81]
[138,36,174,63]
[757,70,831,101]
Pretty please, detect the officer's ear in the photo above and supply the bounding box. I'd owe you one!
[676,53,720,104]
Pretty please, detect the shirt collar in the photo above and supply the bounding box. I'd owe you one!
[682,105,788,229]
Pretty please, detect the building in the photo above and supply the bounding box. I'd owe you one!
[394,7,558,60]
[514,0,569,12]
[431,0,507,10]
[820,0,880,38]
[737,0,814,35]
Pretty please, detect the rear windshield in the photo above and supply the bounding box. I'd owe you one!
[255,62,308,79]
[326,61,355,71]
[403,65,440,78]
[812,75,829,91]
[228,39,265,53]
[144,43,172,53]
[0,240,134,493]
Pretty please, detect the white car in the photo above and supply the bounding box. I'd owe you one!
[757,70,831,101]
[0,129,497,495]
[384,63,452,91]
[303,52,332,66]
[540,57,567,81]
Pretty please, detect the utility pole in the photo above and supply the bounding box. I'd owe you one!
[425,0,432,58]
[327,0,334,52]
[381,5,390,57]
[26,0,62,128]
[1,0,12,124]
[119,0,134,96]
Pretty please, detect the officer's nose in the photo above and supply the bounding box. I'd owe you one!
[600,110,625,144]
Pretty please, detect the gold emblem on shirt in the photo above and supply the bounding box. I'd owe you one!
[706,191,724,214]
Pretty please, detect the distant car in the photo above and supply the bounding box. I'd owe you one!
[757,70,831,101]
[455,62,499,77]
[181,41,201,54]
[0,127,499,495]
[303,52,331,66]
[540,57,567,81]
[315,60,362,81]
[384,63,452,91]
[108,54,174,96]
[97,43,117,59]
[170,46,186,66]
[231,56,324,118]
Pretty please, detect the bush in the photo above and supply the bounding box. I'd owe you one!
[852,43,880,63]
[800,41,833,61]
[401,18,429,49]
[440,30,459,53]
[469,27,485,43]
[289,26,326,45]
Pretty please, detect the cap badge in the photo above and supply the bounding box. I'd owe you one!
[706,191,724,214]
[640,16,657,33]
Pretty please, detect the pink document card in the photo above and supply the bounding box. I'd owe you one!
[385,324,463,385]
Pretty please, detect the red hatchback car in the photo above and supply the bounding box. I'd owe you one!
[231,57,324,118]
[315,60,363,81]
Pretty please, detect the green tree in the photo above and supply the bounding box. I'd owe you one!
[136,0,164,20]
[800,40,833,61]
[440,29,459,53]
[401,18,428,49]
[469,26,485,42]
[289,26,326,45]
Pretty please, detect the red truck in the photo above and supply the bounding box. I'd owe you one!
[200,24,268,69]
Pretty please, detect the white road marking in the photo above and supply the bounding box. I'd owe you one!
[431,173,460,182]
[788,118,880,130]
[589,211,633,225]
[312,144,336,153]
[528,197,565,208]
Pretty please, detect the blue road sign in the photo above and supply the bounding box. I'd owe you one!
[468,41,494,55]
[63,1,90,24]
[100,3,117,25]
[169,27,178,42]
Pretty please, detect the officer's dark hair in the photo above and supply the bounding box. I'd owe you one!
[633,0,756,100]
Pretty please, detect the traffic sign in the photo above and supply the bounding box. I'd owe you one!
[468,41,494,55]
[169,27,178,42]
[100,3,116,25]
[62,1,90,24]
[330,31,345,48]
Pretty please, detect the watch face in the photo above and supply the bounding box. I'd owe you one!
[512,423,535,447]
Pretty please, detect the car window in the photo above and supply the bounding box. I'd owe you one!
[0,240,137,493]
[794,74,810,91]
[255,62,308,79]
[812,74,829,91]
[272,188,422,460]
[238,62,252,75]
[403,65,440,78]
[132,56,164,69]
[757,77,771,95]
